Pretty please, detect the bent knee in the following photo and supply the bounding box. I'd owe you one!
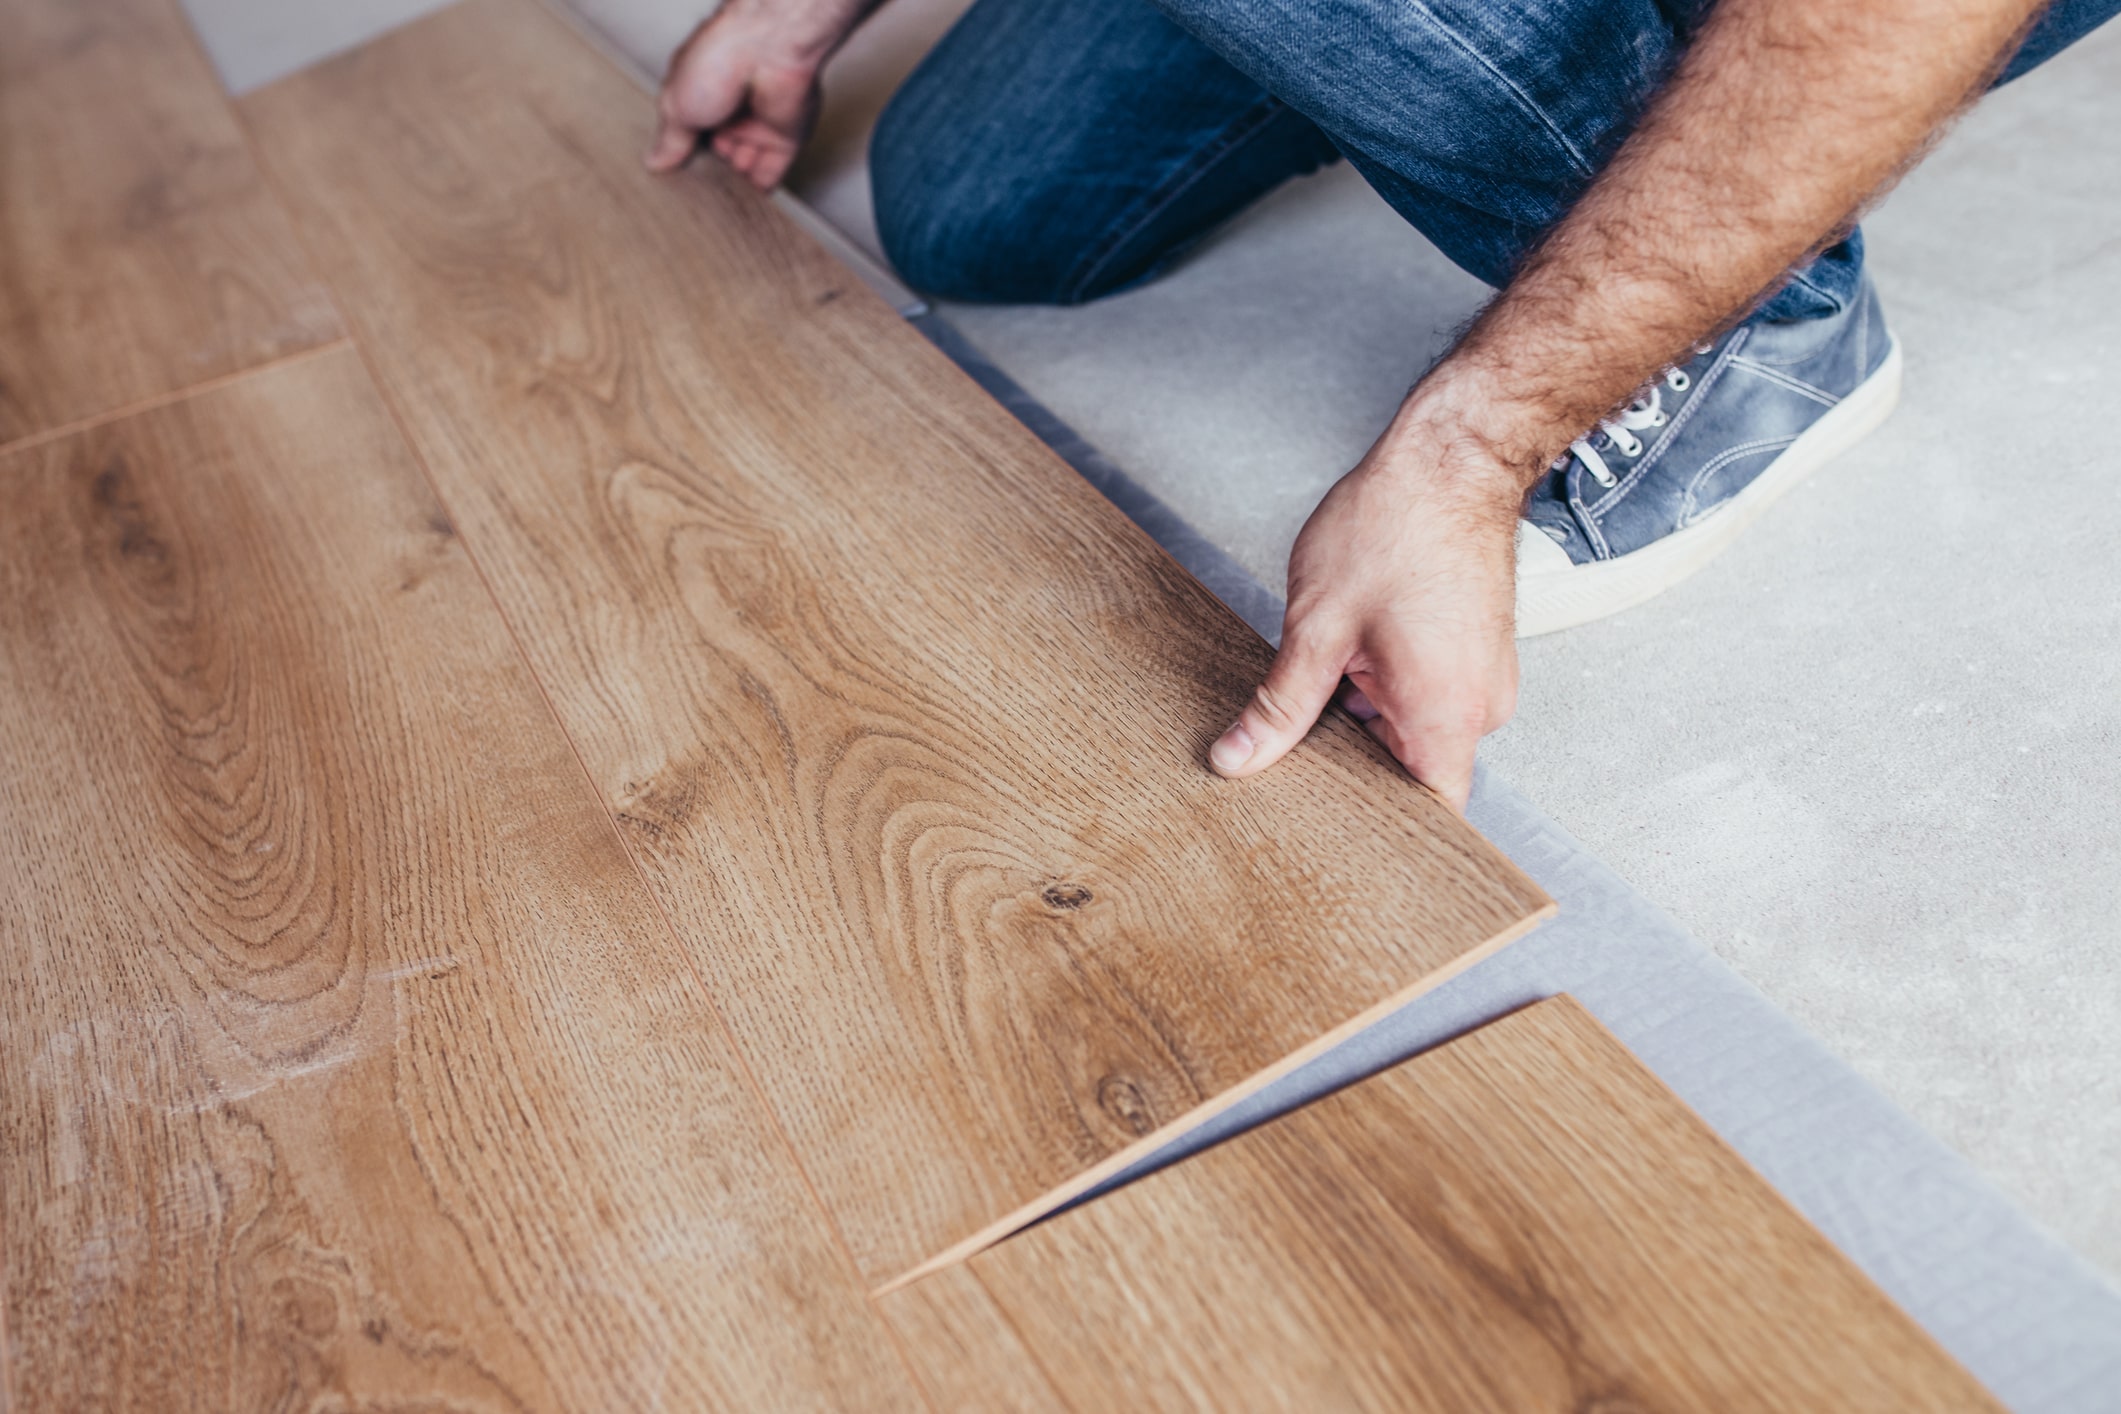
[869,89,1097,304]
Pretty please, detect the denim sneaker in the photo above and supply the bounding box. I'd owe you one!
[1514,277,1901,636]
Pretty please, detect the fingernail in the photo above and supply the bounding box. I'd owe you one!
[1210,723,1255,775]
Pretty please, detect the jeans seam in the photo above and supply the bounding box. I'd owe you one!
[1403,1,1596,179]
[1679,434,1799,521]
[1060,96,1295,301]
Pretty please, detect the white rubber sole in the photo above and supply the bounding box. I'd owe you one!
[1515,335,1904,638]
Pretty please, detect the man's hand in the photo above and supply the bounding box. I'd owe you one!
[645,0,875,187]
[1213,0,2044,807]
[1210,392,1523,812]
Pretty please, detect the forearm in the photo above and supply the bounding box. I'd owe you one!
[1396,0,2046,489]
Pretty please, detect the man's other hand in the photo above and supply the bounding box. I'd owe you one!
[646,1,862,188]
[1209,401,1523,813]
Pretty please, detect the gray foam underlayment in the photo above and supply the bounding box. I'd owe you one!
[182,0,2121,1405]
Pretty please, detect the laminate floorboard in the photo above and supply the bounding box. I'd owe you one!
[0,0,343,447]
[883,996,2004,1412]
[239,0,1553,1288]
[0,348,924,1411]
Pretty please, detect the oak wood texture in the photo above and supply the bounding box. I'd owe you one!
[883,995,2004,1413]
[0,347,925,1411]
[0,0,343,448]
[238,0,1554,1289]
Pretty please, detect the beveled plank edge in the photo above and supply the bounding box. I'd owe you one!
[0,0,353,461]
[0,339,355,465]
[905,995,2006,1412]
[0,0,353,452]
[874,897,1558,1295]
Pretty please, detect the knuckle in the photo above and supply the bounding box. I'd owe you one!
[1249,680,1306,735]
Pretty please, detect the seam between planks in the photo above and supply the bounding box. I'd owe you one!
[872,897,1558,1294]
[0,338,355,466]
[203,27,941,1405]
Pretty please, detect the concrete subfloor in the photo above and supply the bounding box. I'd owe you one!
[186,0,2121,1279]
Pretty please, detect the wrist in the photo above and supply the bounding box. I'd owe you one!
[1388,358,1575,493]
[722,0,866,68]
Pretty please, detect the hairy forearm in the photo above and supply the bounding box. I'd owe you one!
[1398,0,2045,489]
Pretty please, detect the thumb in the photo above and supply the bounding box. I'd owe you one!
[1209,619,1351,779]
[644,37,746,171]
[645,106,701,170]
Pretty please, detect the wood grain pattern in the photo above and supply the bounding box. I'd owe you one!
[237,0,1553,1289]
[0,347,924,1411]
[884,996,2004,1412]
[0,0,343,446]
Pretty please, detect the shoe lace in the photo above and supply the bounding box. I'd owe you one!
[1557,364,1696,490]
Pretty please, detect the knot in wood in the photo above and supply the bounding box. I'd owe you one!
[1096,1075,1154,1136]
[1040,883,1092,912]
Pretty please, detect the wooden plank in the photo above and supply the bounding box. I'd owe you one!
[0,347,923,1411]
[237,0,1555,1289]
[0,0,344,447]
[883,996,2004,1412]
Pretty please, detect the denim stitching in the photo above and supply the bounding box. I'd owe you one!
[1678,435,1798,521]
[1404,1,1596,178]
[1730,359,1840,407]
[1060,97,1293,302]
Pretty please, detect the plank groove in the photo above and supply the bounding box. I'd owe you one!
[883,996,2004,1412]
[239,0,1554,1290]
[0,0,344,446]
[0,349,923,1411]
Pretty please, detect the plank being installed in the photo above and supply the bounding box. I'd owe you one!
[238,0,1553,1289]
[0,0,343,447]
[883,996,2004,1412]
[0,348,923,1410]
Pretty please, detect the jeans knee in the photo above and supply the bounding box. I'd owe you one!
[870,85,1086,304]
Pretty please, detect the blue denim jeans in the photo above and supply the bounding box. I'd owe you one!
[871,0,2116,321]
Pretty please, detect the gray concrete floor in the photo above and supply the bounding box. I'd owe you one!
[186,0,2121,1279]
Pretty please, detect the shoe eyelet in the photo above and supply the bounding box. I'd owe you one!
[1666,369,1691,392]
[1649,411,1667,427]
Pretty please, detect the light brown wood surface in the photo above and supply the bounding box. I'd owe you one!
[238,0,1555,1291]
[883,996,2004,1412]
[0,347,925,1411]
[0,0,343,448]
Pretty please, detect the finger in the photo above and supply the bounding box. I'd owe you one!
[1372,709,1482,812]
[645,107,701,171]
[1210,618,1351,779]
[645,27,745,171]
[1354,667,1495,812]
[746,137,800,190]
